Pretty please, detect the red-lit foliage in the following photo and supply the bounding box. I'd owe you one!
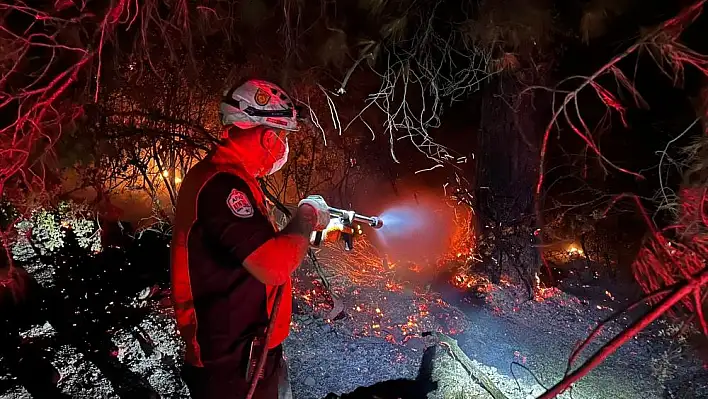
[633,188,708,332]
[2,0,708,397]
[0,1,239,208]
[1,3,102,201]
[536,0,708,202]
[534,1,708,396]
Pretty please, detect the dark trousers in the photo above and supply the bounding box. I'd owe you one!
[182,345,292,399]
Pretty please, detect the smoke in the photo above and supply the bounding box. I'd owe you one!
[373,194,455,266]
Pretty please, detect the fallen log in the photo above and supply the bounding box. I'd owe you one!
[324,332,511,399]
[425,332,509,399]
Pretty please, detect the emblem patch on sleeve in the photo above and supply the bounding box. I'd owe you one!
[227,189,254,218]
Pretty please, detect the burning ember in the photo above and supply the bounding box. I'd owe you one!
[294,231,471,344]
[340,286,468,343]
[293,270,468,343]
[566,244,583,256]
[450,272,493,293]
[439,206,476,265]
[291,204,483,344]
[313,236,394,286]
[534,286,562,302]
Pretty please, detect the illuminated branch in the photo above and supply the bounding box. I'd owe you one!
[531,0,708,284]
[337,6,494,168]
[336,41,376,95]
[431,332,509,399]
[534,0,708,206]
[656,117,702,219]
[295,96,327,146]
[531,3,708,396]
[318,83,342,136]
[0,0,230,204]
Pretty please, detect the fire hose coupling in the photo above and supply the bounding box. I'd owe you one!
[328,207,384,229]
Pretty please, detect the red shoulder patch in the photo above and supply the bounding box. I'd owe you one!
[227,189,254,218]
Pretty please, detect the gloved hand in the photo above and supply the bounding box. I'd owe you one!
[298,195,330,231]
[308,217,345,247]
[320,217,346,243]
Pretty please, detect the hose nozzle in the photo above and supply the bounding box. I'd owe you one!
[328,207,384,229]
[369,217,384,229]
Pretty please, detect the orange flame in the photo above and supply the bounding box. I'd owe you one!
[439,206,476,266]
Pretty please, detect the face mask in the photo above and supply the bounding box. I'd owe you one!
[267,136,289,175]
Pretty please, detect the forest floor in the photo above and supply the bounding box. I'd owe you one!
[285,262,708,399]
[2,257,707,398]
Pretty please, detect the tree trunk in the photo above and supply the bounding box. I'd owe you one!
[580,234,591,269]
[475,73,543,285]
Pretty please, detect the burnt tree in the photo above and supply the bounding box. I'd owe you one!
[475,75,544,291]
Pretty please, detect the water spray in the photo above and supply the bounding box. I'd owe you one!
[372,203,455,265]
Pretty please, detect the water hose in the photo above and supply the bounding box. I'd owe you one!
[248,180,340,397]
[245,283,284,399]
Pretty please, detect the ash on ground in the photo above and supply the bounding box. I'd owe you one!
[2,259,706,399]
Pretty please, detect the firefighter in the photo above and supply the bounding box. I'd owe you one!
[171,80,332,399]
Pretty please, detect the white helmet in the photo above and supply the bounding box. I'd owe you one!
[220,79,299,132]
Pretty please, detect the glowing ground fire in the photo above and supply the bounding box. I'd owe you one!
[296,201,476,342]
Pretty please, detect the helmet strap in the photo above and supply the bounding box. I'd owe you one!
[259,128,285,150]
[260,129,288,175]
